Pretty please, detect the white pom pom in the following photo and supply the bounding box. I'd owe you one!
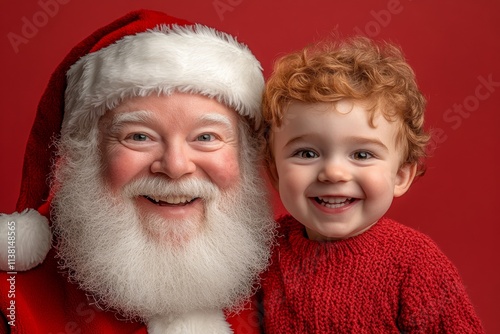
[0,209,52,271]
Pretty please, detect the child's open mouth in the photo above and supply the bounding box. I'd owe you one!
[314,196,355,208]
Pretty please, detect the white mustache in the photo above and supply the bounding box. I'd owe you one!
[122,177,219,201]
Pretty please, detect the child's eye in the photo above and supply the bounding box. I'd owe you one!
[294,149,318,159]
[131,133,149,141]
[352,151,373,160]
[197,133,216,142]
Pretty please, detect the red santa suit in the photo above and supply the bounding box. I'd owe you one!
[0,240,260,333]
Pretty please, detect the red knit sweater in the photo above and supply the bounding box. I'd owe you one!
[260,216,484,333]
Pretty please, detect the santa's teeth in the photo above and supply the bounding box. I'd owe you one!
[146,195,194,204]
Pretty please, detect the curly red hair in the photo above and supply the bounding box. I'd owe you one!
[263,36,429,177]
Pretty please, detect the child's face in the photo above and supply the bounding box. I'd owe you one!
[271,100,415,241]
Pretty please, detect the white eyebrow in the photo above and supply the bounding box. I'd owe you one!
[195,114,235,136]
[109,110,156,133]
[108,110,235,135]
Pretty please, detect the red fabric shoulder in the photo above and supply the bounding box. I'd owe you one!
[226,294,263,334]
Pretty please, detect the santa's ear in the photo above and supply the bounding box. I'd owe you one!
[394,163,417,197]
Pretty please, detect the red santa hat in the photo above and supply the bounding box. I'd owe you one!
[0,9,264,271]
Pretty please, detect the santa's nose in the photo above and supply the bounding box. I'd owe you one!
[151,145,196,179]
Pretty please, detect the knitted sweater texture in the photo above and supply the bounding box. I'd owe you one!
[261,215,484,333]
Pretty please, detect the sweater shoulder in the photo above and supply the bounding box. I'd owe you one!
[380,218,460,273]
[378,217,443,252]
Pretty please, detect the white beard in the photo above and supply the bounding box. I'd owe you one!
[51,143,275,326]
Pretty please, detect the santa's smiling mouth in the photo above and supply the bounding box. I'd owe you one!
[314,196,356,208]
[143,195,198,206]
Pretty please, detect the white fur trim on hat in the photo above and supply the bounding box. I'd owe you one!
[0,209,52,271]
[62,24,264,136]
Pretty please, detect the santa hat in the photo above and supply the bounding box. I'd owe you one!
[0,9,264,271]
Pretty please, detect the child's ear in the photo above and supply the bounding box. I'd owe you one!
[394,163,417,197]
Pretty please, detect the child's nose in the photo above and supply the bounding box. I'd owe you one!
[317,159,352,183]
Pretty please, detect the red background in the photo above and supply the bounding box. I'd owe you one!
[1,0,499,332]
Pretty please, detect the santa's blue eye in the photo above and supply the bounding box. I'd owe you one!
[132,133,148,141]
[197,133,216,141]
